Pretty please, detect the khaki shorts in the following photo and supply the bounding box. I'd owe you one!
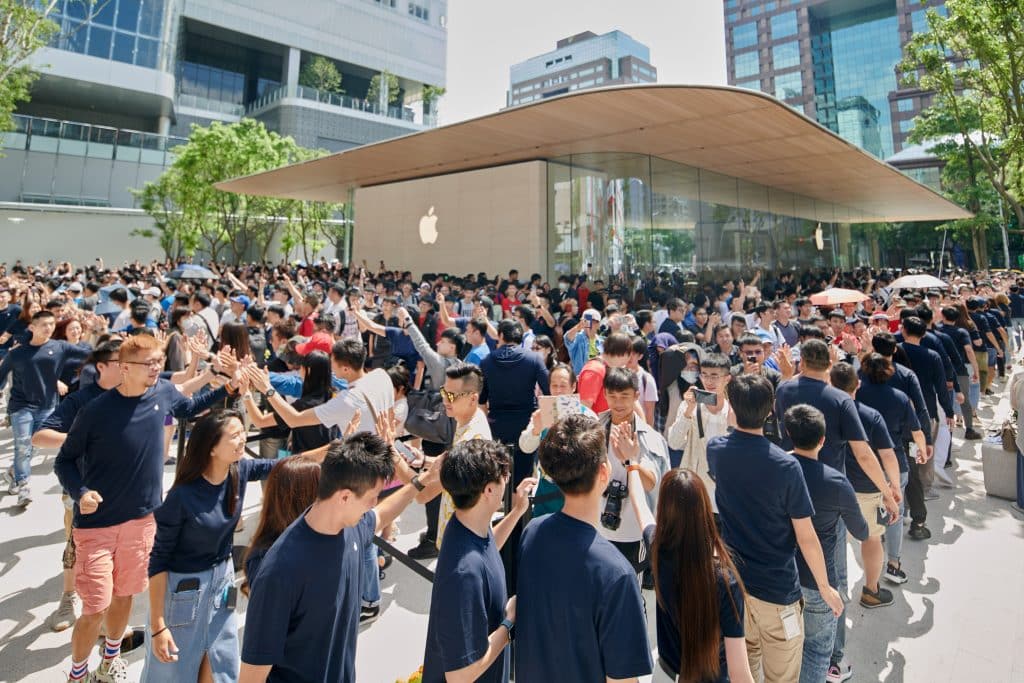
[744,594,804,683]
[856,491,886,537]
[73,514,156,615]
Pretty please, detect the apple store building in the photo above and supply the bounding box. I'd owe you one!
[219,86,968,282]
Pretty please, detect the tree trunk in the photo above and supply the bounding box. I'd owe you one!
[972,227,989,270]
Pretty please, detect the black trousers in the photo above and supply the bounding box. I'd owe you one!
[421,439,447,542]
[491,411,534,594]
[905,449,927,526]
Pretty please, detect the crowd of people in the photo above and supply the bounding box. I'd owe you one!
[1,256,1023,683]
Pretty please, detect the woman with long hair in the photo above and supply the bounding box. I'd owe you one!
[218,321,251,362]
[242,350,334,456]
[241,455,321,596]
[651,469,753,683]
[531,334,556,371]
[143,410,276,682]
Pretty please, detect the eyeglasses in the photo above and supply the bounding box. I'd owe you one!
[700,372,725,380]
[121,357,165,369]
[440,387,475,403]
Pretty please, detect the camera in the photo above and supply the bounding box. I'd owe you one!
[601,479,628,531]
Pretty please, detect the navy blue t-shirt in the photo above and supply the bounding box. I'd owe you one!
[0,339,91,412]
[149,457,275,576]
[844,402,894,492]
[936,323,972,368]
[775,376,867,473]
[242,510,376,683]
[515,512,652,682]
[793,456,869,589]
[899,342,952,419]
[856,381,920,473]
[38,381,107,433]
[707,431,814,605]
[653,527,744,681]
[0,304,22,351]
[423,516,509,683]
[889,363,933,445]
[384,327,423,380]
[480,345,550,415]
[54,380,227,529]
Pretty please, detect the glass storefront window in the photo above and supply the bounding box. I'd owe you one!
[546,153,843,282]
[112,31,135,64]
[116,0,140,32]
[773,41,800,70]
[87,25,112,59]
[49,0,166,69]
[775,71,803,100]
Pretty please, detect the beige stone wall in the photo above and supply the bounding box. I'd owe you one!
[352,161,547,277]
[0,207,165,264]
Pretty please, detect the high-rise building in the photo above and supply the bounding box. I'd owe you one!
[723,0,947,161]
[507,30,656,107]
[0,0,447,260]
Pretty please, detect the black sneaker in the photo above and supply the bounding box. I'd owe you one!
[860,585,894,608]
[407,538,439,560]
[379,551,393,570]
[884,562,908,585]
[121,627,147,653]
[641,568,654,590]
[908,523,931,540]
[359,604,380,623]
[964,428,983,440]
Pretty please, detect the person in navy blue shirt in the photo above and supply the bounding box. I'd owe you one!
[0,286,23,364]
[780,403,869,683]
[0,309,91,506]
[422,439,535,683]
[515,414,652,683]
[144,411,276,682]
[708,373,841,683]
[937,306,982,440]
[54,334,230,683]
[240,432,435,683]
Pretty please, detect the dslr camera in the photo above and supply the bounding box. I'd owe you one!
[601,479,628,531]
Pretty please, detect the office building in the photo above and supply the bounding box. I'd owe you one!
[507,30,656,107]
[0,0,447,262]
[723,0,947,161]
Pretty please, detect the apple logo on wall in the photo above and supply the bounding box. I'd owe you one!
[419,206,439,245]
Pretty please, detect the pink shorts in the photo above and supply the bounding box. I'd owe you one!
[73,514,157,615]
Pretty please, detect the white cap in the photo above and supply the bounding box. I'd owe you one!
[144,287,161,297]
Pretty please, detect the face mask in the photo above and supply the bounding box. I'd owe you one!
[681,370,699,384]
[558,282,569,291]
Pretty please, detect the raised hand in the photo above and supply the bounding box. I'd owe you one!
[344,409,362,436]
[511,477,538,515]
[610,421,640,462]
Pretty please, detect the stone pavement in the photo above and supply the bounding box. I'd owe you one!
[0,378,1021,682]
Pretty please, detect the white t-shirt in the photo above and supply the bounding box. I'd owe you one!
[437,408,492,547]
[312,368,395,434]
[601,433,643,543]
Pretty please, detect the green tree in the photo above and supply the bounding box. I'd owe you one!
[900,0,1024,248]
[420,83,445,115]
[367,70,400,108]
[131,170,199,261]
[0,0,60,140]
[298,55,343,94]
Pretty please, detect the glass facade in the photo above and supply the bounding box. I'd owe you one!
[810,3,902,159]
[773,41,800,70]
[178,33,282,107]
[735,51,760,79]
[546,153,858,282]
[50,0,169,71]
[771,10,799,39]
[733,22,759,50]
[775,71,803,101]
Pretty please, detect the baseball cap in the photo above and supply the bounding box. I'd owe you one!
[143,287,161,297]
[582,309,602,321]
[753,329,775,344]
[68,282,83,293]
[870,311,889,320]
[230,295,251,309]
[296,332,333,356]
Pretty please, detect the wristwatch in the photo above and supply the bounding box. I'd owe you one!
[265,388,276,398]
[411,474,425,492]
[500,617,515,641]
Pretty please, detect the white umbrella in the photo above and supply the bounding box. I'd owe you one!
[889,274,948,290]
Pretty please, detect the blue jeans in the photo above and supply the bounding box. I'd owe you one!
[10,405,55,486]
[142,558,238,682]
[830,518,848,665]
[800,586,837,683]
[885,471,910,564]
[362,542,380,607]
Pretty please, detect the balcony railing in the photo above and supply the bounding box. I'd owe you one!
[176,94,245,118]
[245,84,418,124]
[1,114,188,166]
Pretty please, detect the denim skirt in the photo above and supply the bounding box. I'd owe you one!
[142,557,238,682]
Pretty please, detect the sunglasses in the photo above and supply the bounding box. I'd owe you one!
[440,387,473,403]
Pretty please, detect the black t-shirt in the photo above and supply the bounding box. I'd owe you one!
[274,392,333,453]
[845,402,895,492]
[793,456,869,589]
[653,526,744,681]
[515,512,652,682]
[423,516,508,683]
[707,431,814,605]
[242,510,376,683]
[775,376,867,473]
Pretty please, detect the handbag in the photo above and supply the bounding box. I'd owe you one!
[1001,416,1018,453]
[404,389,455,445]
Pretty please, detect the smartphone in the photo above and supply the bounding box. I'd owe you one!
[175,578,200,593]
[876,506,889,526]
[693,388,717,406]
[393,439,420,464]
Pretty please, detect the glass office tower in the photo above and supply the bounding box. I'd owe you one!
[723,0,948,159]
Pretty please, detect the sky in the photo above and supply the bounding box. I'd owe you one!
[439,0,728,125]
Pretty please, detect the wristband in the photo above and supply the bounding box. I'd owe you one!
[411,474,425,492]
[500,617,515,641]
[151,626,169,638]
[627,464,642,474]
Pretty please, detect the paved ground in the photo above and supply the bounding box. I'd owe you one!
[0,375,1022,682]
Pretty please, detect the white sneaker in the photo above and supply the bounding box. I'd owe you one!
[48,591,80,632]
[826,661,853,682]
[93,656,129,683]
[17,485,32,506]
